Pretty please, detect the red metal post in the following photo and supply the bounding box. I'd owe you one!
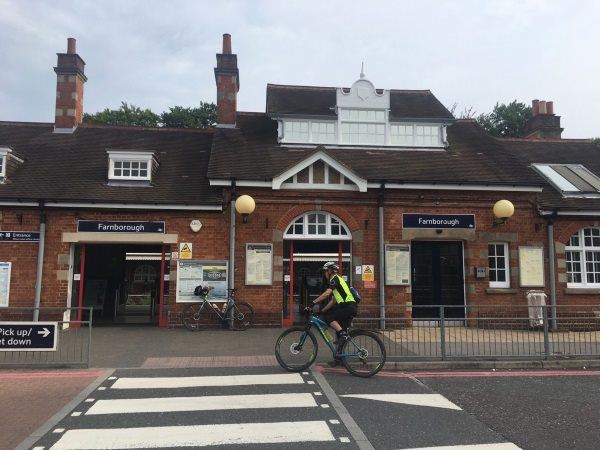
[158,245,166,327]
[75,244,86,326]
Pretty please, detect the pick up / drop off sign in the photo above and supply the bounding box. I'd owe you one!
[0,322,58,351]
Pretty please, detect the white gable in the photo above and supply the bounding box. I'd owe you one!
[336,76,390,110]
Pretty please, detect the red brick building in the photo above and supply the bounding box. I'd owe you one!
[0,35,598,327]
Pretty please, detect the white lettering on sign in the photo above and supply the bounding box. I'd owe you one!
[417,217,460,227]
[97,223,146,232]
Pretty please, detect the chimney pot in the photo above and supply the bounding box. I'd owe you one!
[222,33,232,54]
[532,99,539,116]
[546,101,554,115]
[538,100,547,115]
[67,38,76,54]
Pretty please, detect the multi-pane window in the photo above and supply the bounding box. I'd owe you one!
[390,125,414,146]
[532,164,600,195]
[488,243,510,288]
[311,122,336,144]
[340,109,385,145]
[566,228,600,286]
[113,161,149,179]
[415,125,441,146]
[0,156,4,178]
[284,212,351,239]
[284,120,309,142]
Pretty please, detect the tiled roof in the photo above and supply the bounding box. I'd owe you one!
[266,84,454,120]
[208,114,539,187]
[0,122,221,206]
[497,137,600,211]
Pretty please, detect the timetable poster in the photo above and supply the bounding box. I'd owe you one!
[385,245,411,285]
[246,244,273,285]
[519,247,545,287]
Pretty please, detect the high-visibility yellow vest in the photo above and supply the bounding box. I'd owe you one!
[331,274,356,304]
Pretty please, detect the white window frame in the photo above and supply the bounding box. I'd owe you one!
[566,228,600,287]
[107,150,154,181]
[488,242,510,288]
[284,212,351,240]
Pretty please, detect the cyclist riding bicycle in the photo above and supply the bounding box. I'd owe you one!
[310,262,357,365]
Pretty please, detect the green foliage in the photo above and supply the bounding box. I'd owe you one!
[477,100,532,137]
[592,137,600,148]
[83,101,217,129]
[160,103,217,128]
[83,102,160,127]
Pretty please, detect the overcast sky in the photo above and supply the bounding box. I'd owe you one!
[1,0,598,138]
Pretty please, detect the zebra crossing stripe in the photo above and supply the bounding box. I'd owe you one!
[111,373,304,389]
[86,393,318,415]
[341,394,462,410]
[50,420,336,449]
[399,443,521,449]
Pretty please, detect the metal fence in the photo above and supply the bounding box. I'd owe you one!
[0,307,92,368]
[355,304,600,360]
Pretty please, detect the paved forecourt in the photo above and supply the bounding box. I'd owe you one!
[32,366,357,449]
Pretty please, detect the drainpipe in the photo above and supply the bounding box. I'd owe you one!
[229,181,236,291]
[378,184,385,329]
[546,214,557,330]
[33,201,46,321]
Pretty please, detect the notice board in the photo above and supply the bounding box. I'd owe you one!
[0,262,10,307]
[246,243,273,285]
[385,244,411,285]
[519,246,545,287]
[176,260,228,303]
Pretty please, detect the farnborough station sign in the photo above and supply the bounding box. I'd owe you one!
[77,221,165,233]
[402,213,476,229]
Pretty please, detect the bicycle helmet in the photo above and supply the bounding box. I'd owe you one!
[322,261,339,272]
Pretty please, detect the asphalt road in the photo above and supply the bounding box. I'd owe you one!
[27,366,600,449]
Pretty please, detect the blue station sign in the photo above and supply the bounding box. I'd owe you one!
[0,231,40,242]
[0,322,58,351]
[403,213,476,229]
[77,221,165,233]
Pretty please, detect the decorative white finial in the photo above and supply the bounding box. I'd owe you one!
[360,62,365,79]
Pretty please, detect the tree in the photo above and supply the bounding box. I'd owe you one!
[592,137,600,148]
[83,102,160,127]
[160,103,217,128]
[449,102,477,119]
[477,100,532,137]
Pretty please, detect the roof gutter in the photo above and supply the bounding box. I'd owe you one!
[539,209,600,216]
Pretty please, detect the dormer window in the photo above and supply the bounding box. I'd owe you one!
[107,150,156,182]
[0,147,24,182]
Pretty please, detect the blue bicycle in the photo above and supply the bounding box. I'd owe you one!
[275,311,386,378]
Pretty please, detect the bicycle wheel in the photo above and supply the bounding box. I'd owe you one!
[182,302,210,331]
[275,326,318,372]
[341,330,386,378]
[230,302,254,331]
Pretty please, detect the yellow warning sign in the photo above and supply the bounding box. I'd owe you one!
[179,242,193,260]
[362,265,375,282]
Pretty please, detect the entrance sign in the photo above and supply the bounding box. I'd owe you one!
[362,265,375,282]
[0,231,40,242]
[385,244,411,285]
[176,260,228,303]
[519,246,545,287]
[402,214,475,229]
[0,322,58,351]
[77,221,165,233]
[179,243,193,260]
[246,244,273,285]
[0,262,11,307]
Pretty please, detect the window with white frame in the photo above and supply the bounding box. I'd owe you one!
[340,109,385,145]
[390,125,414,146]
[566,228,600,286]
[488,243,510,288]
[281,160,356,189]
[284,120,309,143]
[107,151,154,181]
[415,125,441,146]
[311,121,336,144]
[284,212,350,239]
[0,156,5,178]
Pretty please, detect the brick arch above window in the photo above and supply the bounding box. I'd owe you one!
[275,204,360,234]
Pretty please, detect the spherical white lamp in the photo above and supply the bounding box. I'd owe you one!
[235,195,256,222]
[493,200,514,224]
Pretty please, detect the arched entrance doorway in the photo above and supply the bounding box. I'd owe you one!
[282,212,352,326]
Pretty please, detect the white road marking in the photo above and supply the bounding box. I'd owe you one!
[329,419,340,424]
[84,398,94,403]
[302,371,309,375]
[341,394,462,410]
[86,393,318,415]
[32,447,44,450]
[50,420,335,449]
[70,412,81,417]
[314,391,323,396]
[399,443,521,450]
[340,437,351,442]
[321,403,330,408]
[307,380,315,385]
[108,377,116,380]
[111,373,304,389]
[52,429,65,434]
[97,387,106,391]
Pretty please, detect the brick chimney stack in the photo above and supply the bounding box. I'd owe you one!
[525,99,562,139]
[214,33,239,127]
[54,38,87,131]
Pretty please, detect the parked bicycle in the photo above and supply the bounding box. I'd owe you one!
[183,286,254,331]
[275,309,386,378]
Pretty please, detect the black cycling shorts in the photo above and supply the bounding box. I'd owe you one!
[322,303,357,329]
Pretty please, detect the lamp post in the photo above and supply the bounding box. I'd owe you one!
[493,199,515,225]
[235,194,256,223]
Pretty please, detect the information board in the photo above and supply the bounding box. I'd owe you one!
[0,231,40,242]
[176,260,228,303]
[0,262,11,307]
[385,244,411,285]
[0,322,58,351]
[519,246,545,287]
[246,243,273,285]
